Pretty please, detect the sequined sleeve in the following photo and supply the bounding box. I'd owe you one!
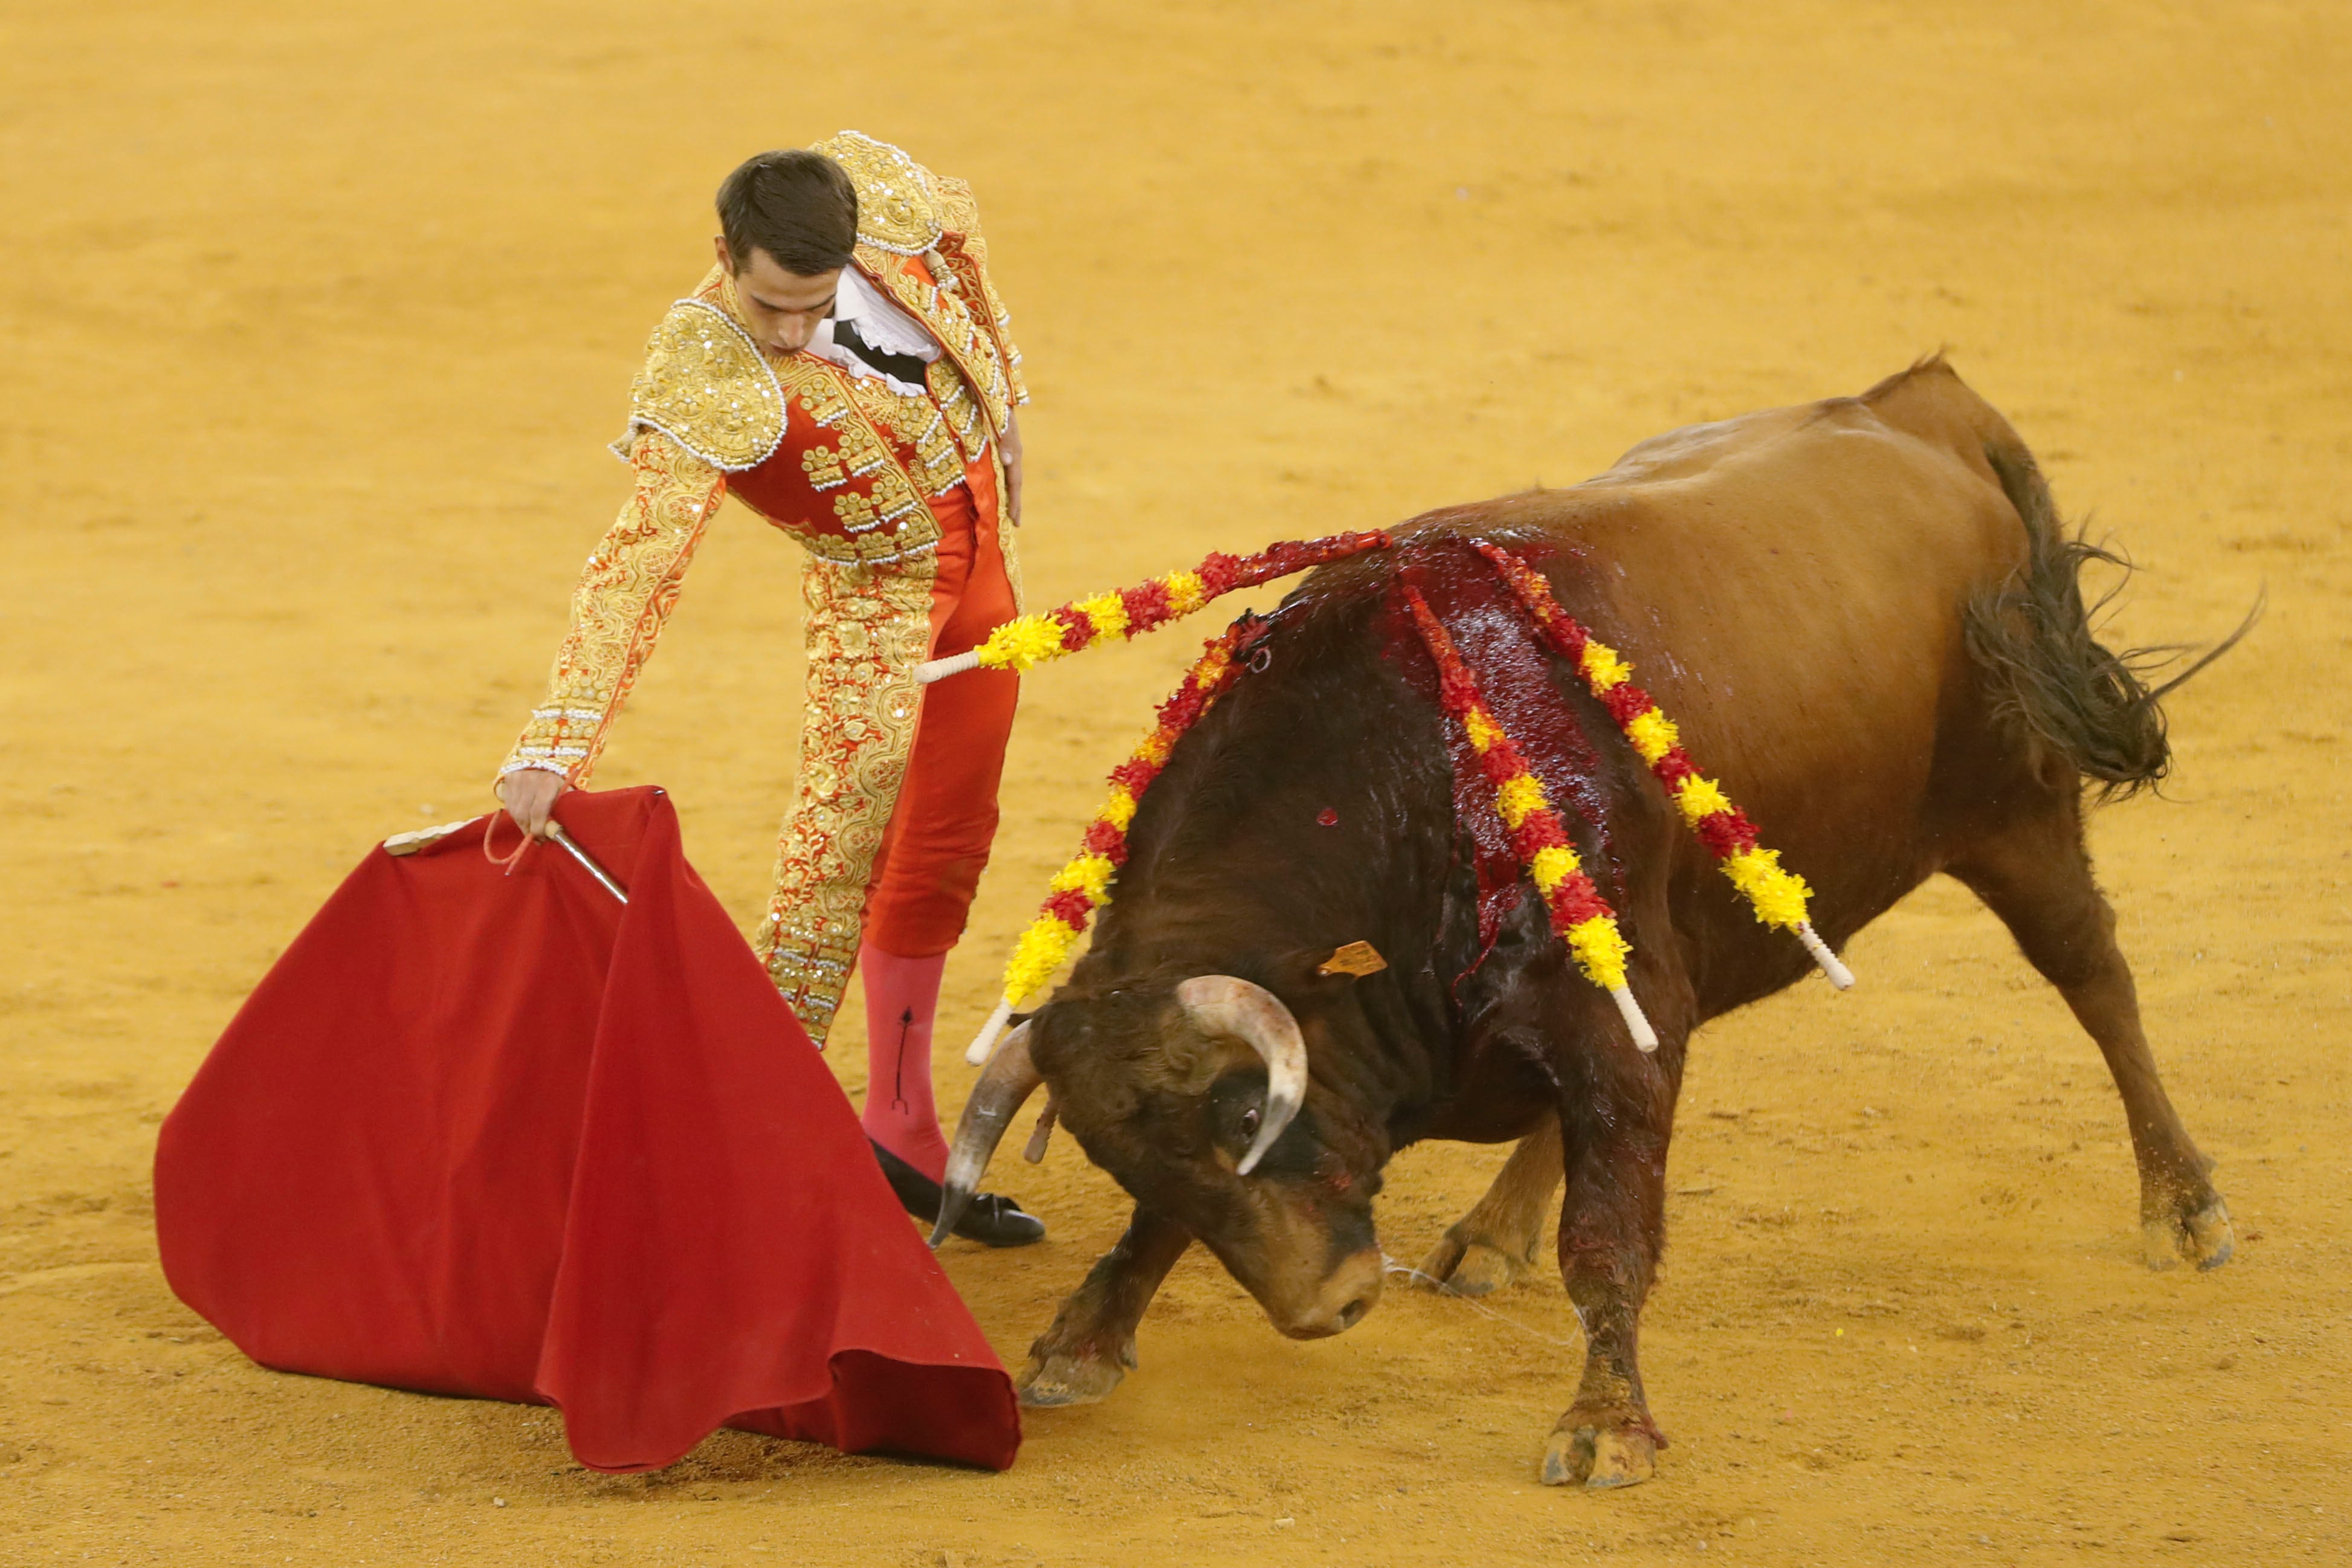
[499,430,727,784]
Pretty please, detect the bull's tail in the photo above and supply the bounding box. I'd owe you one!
[1962,443,2258,800]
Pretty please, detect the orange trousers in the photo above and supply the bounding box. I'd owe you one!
[861,462,1020,958]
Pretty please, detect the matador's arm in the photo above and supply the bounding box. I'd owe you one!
[499,430,728,786]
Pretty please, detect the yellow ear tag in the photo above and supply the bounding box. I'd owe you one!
[1317,941,1389,978]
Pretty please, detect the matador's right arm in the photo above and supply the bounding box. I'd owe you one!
[499,430,728,786]
[499,287,795,786]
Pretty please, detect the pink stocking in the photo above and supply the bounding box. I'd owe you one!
[858,942,951,1182]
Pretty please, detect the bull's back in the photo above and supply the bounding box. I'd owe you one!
[1406,362,2034,935]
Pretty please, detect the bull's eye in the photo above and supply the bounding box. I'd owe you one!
[1209,1074,1274,1158]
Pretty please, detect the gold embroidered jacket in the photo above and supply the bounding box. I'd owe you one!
[502,132,1027,786]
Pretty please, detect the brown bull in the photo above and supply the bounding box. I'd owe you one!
[938,359,2241,1488]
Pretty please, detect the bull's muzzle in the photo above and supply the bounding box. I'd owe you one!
[1268,1247,1386,1340]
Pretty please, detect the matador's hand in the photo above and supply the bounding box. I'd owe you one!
[496,769,570,840]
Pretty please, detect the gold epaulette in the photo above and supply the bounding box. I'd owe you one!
[812,129,943,255]
[617,299,786,473]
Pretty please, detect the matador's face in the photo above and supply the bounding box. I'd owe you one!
[716,238,842,355]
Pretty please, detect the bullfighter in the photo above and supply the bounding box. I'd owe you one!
[495,132,1042,1246]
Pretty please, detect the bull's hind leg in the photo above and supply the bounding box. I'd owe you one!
[1542,1040,1679,1489]
[1950,804,2234,1270]
[1416,1117,1564,1297]
[1017,1205,1192,1406]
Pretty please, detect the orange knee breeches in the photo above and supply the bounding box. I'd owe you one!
[862,463,1019,958]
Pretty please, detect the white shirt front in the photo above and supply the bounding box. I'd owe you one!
[807,268,940,397]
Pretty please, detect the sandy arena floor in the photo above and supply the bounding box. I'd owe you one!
[5,2,2348,1563]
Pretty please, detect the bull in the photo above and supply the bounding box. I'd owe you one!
[937,358,2242,1488]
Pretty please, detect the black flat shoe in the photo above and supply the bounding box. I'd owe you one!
[868,1138,1046,1248]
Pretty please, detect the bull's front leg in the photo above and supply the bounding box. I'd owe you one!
[1017,1205,1192,1407]
[1543,1056,1676,1489]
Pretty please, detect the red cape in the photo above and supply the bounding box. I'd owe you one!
[154,786,1019,1473]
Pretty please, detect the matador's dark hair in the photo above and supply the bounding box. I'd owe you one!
[716,150,858,276]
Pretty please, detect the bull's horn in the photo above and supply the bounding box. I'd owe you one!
[1175,976,1308,1176]
[929,1021,1042,1249]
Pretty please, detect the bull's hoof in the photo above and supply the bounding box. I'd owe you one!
[1541,1420,1658,1489]
[1415,1226,1532,1297]
[1016,1350,1127,1408]
[2142,1195,2234,1273]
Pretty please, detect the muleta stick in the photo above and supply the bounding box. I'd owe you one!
[1402,586,1659,1052]
[915,531,1390,685]
[1475,541,1853,989]
[384,818,629,906]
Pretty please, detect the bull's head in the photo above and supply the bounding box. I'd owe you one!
[934,975,1388,1339]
